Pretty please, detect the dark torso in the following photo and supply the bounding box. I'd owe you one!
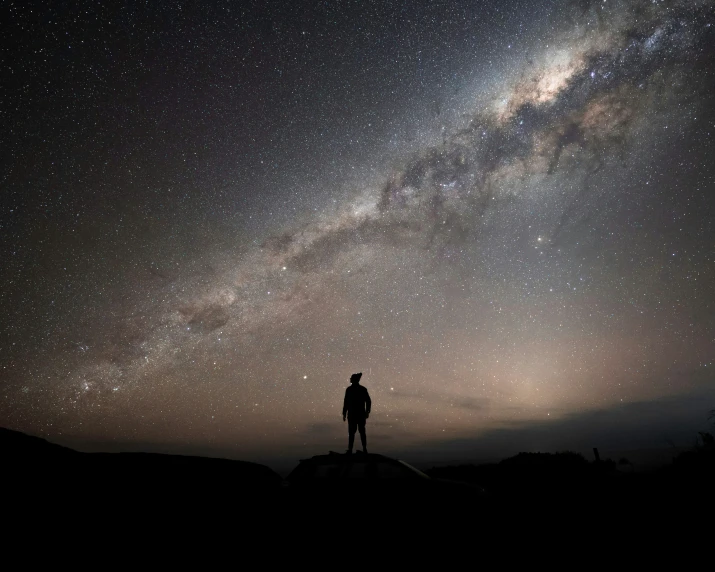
[345,385,369,418]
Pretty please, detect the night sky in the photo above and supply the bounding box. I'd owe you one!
[2,0,714,467]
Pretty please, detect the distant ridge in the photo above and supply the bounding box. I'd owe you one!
[1,427,78,458]
[1,426,282,487]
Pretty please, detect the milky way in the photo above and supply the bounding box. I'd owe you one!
[2,0,715,464]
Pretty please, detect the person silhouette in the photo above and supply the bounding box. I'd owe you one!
[342,372,371,454]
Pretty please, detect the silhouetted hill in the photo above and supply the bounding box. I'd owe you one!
[426,450,605,493]
[2,426,282,524]
[2,427,280,483]
[425,444,715,533]
[1,427,79,459]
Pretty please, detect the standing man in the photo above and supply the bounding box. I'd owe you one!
[342,372,371,454]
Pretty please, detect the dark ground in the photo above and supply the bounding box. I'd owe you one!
[3,427,713,557]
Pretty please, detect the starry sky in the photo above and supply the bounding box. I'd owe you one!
[2,0,715,467]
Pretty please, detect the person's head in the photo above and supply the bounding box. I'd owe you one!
[350,372,362,385]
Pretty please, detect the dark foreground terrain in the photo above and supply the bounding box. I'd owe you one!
[3,427,713,553]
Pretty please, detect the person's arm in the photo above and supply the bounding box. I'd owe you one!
[365,388,371,418]
[343,388,348,420]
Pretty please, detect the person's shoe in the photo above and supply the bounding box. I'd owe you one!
[363,449,368,454]
[345,449,352,455]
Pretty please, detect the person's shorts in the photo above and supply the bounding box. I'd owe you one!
[348,416,366,434]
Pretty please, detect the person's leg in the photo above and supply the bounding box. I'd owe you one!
[358,419,367,453]
[348,418,357,453]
